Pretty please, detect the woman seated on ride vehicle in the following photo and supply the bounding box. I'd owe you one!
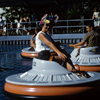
[34,19,79,73]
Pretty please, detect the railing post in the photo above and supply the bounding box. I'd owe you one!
[67,20,68,34]
[36,21,38,27]
[7,23,8,36]
[22,23,23,36]
[52,27,53,35]
[82,19,84,34]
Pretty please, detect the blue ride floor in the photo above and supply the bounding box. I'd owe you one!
[0,44,73,100]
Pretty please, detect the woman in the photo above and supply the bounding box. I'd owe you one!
[92,7,100,32]
[35,22,78,73]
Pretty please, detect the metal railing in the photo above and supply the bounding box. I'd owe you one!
[0,19,94,45]
[1,21,39,36]
[0,19,93,36]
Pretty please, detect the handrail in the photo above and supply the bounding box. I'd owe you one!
[0,19,93,36]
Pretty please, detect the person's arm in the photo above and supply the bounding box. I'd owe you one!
[54,14,59,23]
[30,34,36,48]
[31,34,36,42]
[31,40,36,48]
[18,23,22,28]
[92,13,95,19]
[84,42,87,46]
[74,41,85,47]
[69,41,85,48]
[39,33,67,61]
[92,13,97,19]
[69,32,89,48]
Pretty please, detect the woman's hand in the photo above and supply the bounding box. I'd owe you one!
[58,52,67,61]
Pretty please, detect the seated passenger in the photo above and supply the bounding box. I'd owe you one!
[70,23,100,48]
[30,26,62,52]
[69,23,100,57]
[35,19,79,73]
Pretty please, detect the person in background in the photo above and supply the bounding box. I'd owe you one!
[9,19,14,35]
[92,7,100,33]
[23,16,30,35]
[69,23,100,57]
[0,17,4,36]
[16,19,22,35]
[47,12,59,35]
[3,25,6,36]
[54,14,59,23]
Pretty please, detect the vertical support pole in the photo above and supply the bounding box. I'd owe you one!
[7,23,8,36]
[22,23,23,36]
[82,19,84,34]
[67,20,68,34]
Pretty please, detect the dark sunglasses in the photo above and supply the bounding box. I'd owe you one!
[46,24,50,26]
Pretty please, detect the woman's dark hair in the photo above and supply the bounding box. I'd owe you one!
[35,27,39,31]
[94,7,99,12]
[38,23,50,31]
[86,23,94,29]
[38,24,44,31]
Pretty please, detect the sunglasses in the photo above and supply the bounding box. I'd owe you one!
[46,24,50,26]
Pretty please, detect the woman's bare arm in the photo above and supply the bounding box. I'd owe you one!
[39,33,67,61]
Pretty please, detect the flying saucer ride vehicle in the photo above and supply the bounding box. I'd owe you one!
[21,45,65,58]
[70,46,100,72]
[3,57,100,100]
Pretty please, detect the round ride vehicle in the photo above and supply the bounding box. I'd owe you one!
[70,46,100,72]
[21,45,65,58]
[3,57,100,100]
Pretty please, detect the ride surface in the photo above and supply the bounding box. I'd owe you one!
[0,44,100,100]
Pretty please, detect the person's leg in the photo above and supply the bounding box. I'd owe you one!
[16,29,18,35]
[65,58,78,72]
[54,56,63,65]
[54,56,78,73]
[2,30,4,36]
[75,47,81,57]
[19,29,22,35]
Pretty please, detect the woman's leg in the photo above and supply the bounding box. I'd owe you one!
[54,56,78,73]
[65,58,77,72]
[54,56,63,65]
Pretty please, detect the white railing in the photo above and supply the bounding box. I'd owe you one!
[0,19,94,45]
[0,19,93,36]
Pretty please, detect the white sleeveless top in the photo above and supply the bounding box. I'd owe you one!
[35,31,51,52]
[94,12,99,18]
[93,12,99,27]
